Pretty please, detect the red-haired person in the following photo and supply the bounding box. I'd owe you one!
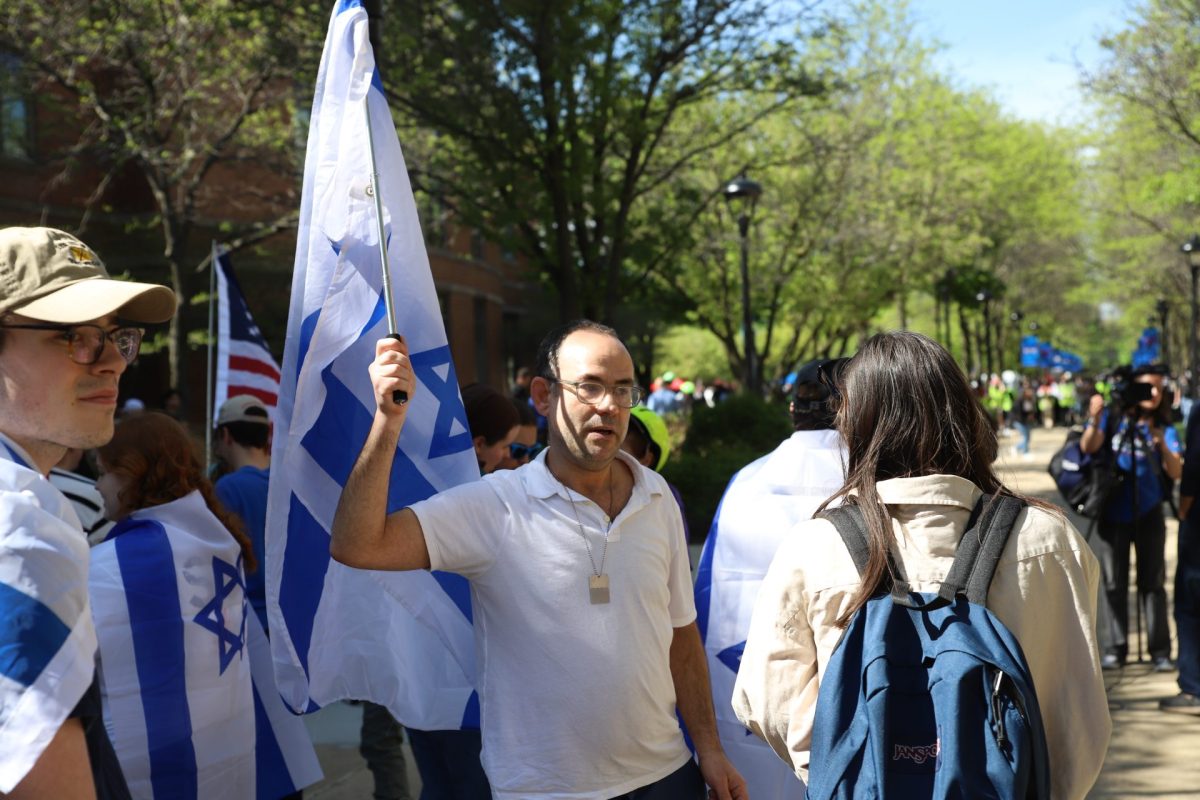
[91,412,319,799]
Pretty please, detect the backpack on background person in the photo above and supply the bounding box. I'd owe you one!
[805,495,1051,800]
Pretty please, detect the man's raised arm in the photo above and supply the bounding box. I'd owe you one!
[330,336,431,571]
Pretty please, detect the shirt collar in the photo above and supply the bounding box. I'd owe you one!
[871,474,983,509]
[523,447,658,501]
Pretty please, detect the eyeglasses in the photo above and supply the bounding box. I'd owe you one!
[0,323,145,365]
[509,442,545,461]
[554,379,644,409]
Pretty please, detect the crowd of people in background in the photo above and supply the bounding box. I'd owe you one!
[10,225,1200,800]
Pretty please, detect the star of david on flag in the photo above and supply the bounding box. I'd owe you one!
[193,555,248,675]
[265,0,481,730]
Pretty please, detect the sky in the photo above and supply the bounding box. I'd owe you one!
[906,1,1133,124]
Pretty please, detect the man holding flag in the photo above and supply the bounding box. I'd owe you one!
[331,320,747,800]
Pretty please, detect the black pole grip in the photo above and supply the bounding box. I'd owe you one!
[387,333,409,405]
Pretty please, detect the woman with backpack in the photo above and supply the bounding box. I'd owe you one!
[732,331,1110,800]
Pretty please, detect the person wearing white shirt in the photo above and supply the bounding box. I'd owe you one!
[330,320,746,800]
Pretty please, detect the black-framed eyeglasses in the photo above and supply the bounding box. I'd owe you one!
[0,323,145,365]
[509,441,545,461]
[554,379,644,409]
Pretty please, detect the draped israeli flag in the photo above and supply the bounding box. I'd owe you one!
[0,435,97,793]
[265,0,480,729]
[90,491,321,800]
[694,430,846,799]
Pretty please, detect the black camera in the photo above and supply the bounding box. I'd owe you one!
[1108,364,1158,410]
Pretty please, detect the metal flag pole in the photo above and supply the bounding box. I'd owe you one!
[363,94,408,405]
[205,240,218,470]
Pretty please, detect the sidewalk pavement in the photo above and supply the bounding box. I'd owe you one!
[300,425,1199,799]
[996,426,1200,800]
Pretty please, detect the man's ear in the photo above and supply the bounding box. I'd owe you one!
[531,376,554,416]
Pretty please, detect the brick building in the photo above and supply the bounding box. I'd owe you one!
[0,53,546,423]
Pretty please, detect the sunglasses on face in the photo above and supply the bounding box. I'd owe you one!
[0,323,145,365]
[509,442,545,460]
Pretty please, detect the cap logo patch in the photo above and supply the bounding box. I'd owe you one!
[67,244,97,266]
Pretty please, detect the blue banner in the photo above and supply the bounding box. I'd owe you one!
[1132,327,1160,368]
[1020,336,1041,368]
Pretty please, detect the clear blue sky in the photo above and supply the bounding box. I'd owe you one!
[906,0,1133,123]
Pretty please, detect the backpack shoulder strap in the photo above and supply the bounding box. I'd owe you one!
[820,505,872,578]
[937,493,1027,606]
[820,504,905,599]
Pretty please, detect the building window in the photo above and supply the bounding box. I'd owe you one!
[470,229,485,261]
[501,225,516,262]
[0,52,32,160]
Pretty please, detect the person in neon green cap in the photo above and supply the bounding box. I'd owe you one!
[622,405,690,539]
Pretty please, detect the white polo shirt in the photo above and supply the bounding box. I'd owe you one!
[412,448,695,799]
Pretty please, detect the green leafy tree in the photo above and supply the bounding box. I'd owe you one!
[378,0,825,324]
[657,1,1089,387]
[0,0,325,388]
[1080,0,1200,369]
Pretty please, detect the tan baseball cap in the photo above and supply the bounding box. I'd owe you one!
[217,394,271,426]
[0,227,176,323]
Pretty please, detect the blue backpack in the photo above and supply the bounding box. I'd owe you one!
[807,495,1051,800]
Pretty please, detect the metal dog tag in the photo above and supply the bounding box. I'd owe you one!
[589,574,610,605]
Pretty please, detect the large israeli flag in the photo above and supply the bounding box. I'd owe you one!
[265,0,480,729]
[0,435,97,793]
[694,430,845,799]
[90,490,322,799]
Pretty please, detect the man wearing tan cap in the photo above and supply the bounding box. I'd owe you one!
[0,227,174,799]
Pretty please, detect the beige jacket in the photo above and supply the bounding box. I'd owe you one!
[732,474,1110,800]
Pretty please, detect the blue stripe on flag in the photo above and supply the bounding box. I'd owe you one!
[432,572,473,623]
[115,522,199,800]
[336,0,362,14]
[279,494,331,679]
[461,690,481,729]
[252,682,297,799]
[295,309,321,392]
[0,582,71,687]
[1,441,30,469]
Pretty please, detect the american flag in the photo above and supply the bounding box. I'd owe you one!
[214,248,282,415]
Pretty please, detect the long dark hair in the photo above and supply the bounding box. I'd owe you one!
[819,331,1051,627]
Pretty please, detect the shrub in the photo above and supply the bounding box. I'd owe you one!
[663,393,792,541]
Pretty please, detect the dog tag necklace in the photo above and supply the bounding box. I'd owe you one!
[558,467,613,604]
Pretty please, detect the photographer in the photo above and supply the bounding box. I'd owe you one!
[1080,364,1182,670]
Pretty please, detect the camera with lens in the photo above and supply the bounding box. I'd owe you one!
[1108,365,1154,411]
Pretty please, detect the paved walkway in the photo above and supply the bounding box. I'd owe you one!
[300,425,1199,798]
[995,426,1199,799]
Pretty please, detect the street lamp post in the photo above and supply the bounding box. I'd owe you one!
[1010,310,1024,371]
[1183,235,1200,398]
[1156,298,1170,368]
[724,174,763,393]
[976,289,994,377]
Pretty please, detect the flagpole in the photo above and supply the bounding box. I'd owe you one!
[206,240,218,471]
[363,95,408,405]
